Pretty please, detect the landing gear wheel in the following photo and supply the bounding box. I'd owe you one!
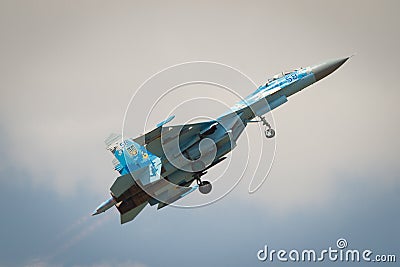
[198,180,212,194]
[265,128,275,138]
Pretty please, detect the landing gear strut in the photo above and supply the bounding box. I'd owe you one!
[196,177,212,194]
[259,116,275,138]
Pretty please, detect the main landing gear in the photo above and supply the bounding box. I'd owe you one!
[195,176,212,194]
[259,116,275,138]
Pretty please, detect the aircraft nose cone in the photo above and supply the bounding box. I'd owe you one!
[311,57,350,81]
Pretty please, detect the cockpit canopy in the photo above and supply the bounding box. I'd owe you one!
[267,71,291,83]
[266,68,303,85]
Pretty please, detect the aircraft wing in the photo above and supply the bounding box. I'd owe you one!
[132,120,216,158]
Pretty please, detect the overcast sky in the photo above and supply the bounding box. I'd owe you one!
[0,1,399,266]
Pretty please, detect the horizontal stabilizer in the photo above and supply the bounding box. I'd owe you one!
[110,173,135,198]
[110,167,150,198]
[120,202,147,224]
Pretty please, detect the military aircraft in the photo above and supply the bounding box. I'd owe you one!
[92,57,350,224]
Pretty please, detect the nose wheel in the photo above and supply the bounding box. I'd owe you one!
[259,116,275,138]
[265,128,275,138]
[196,177,212,194]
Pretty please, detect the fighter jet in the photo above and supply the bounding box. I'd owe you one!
[93,57,350,224]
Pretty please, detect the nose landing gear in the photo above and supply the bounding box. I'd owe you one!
[259,116,275,138]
